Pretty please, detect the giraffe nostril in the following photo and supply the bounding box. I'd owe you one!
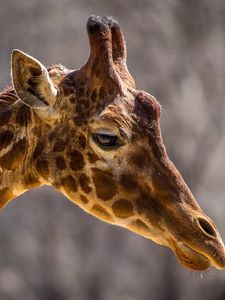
[197,218,217,238]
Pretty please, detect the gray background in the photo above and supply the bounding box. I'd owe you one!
[0,0,225,299]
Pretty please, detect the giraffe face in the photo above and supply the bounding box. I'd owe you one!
[83,89,224,271]
[10,15,225,271]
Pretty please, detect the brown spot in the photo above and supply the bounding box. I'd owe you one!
[0,187,14,209]
[151,168,179,196]
[69,96,76,104]
[90,204,113,222]
[128,219,149,235]
[48,131,57,141]
[87,151,99,163]
[80,194,89,204]
[15,105,31,126]
[135,191,161,227]
[136,191,155,214]
[36,159,49,180]
[91,90,97,102]
[112,199,134,218]
[24,173,41,188]
[73,115,85,126]
[0,130,14,151]
[0,138,27,170]
[92,168,117,200]
[62,175,77,194]
[78,134,86,150]
[55,156,66,170]
[28,78,35,86]
[119,174,140,192]
[0,108,12,127]
[129,149,152,169]
[53,140,67,152]
[32,126,41,137]
[75,99,87,116]
[99,86,105,99]
[68,150,85,171]
[85,88,90,98]
[79,173,92,193]
[32,141,44,160]
[63,85,75,97]
[77,86,85,97]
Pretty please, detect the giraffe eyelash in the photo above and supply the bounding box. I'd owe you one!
[92,132,120,149]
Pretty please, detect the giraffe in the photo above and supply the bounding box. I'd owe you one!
[0,15,224,271]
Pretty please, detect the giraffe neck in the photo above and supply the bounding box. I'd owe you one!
[0,86,43,208]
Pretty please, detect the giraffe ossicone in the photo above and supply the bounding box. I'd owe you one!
[0,15,225,270]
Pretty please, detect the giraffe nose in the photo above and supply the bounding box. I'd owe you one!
[197,217,217,238]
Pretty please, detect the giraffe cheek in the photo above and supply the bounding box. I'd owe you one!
[135,191,163,230]
[128,148,152,171]
[87,151,100,163]
[92,168,117,201]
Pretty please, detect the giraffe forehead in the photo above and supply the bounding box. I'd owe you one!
[59,76,99,123]
[59,70,133,126]
[87,93,161,145]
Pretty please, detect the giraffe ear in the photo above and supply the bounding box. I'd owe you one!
[11,49,57,108]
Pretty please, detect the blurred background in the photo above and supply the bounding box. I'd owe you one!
[1,0,225,299]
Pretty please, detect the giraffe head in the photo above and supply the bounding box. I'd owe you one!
[11,16,225,270]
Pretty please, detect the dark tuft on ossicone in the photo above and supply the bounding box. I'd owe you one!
[87,15,108,34]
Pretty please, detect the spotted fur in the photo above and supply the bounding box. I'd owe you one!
[0,15,224,271]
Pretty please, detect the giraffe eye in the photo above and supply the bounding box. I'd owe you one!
[92,133,119,149]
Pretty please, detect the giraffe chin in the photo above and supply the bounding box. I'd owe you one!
[173,243,211,271]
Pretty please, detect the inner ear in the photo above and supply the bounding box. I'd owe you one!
[11,49,57,108]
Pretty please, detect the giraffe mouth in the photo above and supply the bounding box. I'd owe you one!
[173,243,211,271]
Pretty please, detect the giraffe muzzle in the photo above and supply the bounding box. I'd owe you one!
[166,206,225,270]
[149,158,225,270]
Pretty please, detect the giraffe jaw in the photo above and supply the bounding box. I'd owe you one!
[127,219,224,270]
[173,243,211,271]
[171,241,225,271]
